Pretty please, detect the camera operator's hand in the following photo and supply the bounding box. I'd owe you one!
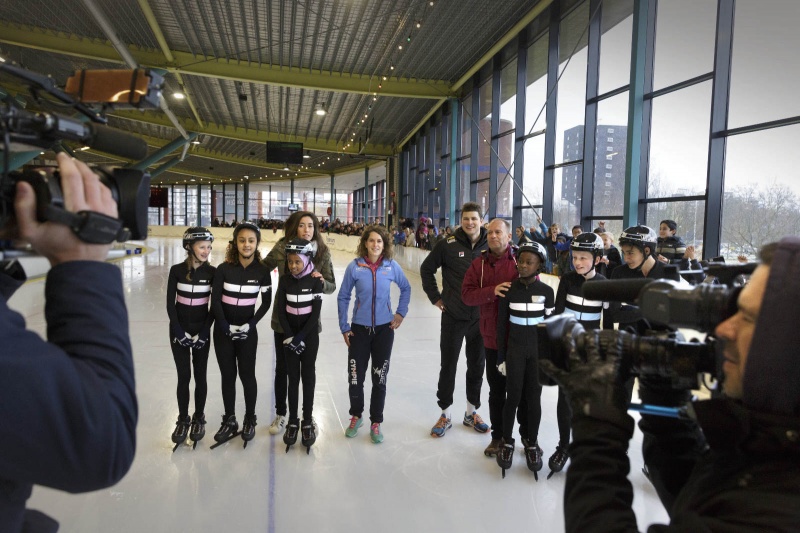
[15,153,118,266]
[539,332,631,429]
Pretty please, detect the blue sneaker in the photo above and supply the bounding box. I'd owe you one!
[431,414,452,437]
[463,411,489,433]
[345,416,363,438]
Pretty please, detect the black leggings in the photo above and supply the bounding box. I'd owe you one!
[274,331,288,417]
[485,348,529,441]
[502,347,542,443]
[214,326,259,417]
[348,323,394,424]
[285,334,319,421]
[171,339,210,417]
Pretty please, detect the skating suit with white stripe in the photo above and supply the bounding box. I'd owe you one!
[276,273,324,339]
[211,260,272,326]
[553,271,608,329]
[497,277,554,362]
[166,262,216,334]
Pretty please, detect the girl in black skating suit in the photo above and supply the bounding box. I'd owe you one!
[166,227,216,446]
[210,222,271,445]
[274,239,324,452]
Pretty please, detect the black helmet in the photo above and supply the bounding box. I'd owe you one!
[183,226,214,251]
[517,241,548,265]
[232,222,261,245]
[619,225,658,255]
[285,237,316,257]
[571,232,604,259]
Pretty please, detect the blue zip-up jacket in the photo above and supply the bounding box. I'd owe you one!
[337,257,411,333]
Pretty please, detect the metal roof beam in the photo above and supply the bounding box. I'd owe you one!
[0,22,453,99]
[110,110,394,156]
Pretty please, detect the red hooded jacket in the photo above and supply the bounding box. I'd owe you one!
[461,244,519,350]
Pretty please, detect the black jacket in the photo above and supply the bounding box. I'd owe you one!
[166,261,215,336]
[564,399,800,532]
[562,236,800,532]
[0,263,137,533]
[420,226,488,321]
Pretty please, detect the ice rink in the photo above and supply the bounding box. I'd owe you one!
[13,236,669,531]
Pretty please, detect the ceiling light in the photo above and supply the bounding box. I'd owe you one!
[79,146,90,151]
[0,56,5,63]
[191,140,201,145]
[303,150,311,159]
[416,20,422,28]
[398,45,403,50]
[173,92,185,100]
[315,103,327,116]
[283,165,290,171]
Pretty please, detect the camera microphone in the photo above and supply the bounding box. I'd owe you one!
[582,278,653,303]
[30,112,148,160]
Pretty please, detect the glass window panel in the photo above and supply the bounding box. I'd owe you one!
[499,58,517,135]
[524,33,549,136]
[553,165,582,228]
[476,180,490,218]
[556,2,589,164]
[522,133,544,208]
[172,186,187,226]
[598,0,634,94]
[186,186,198,226]
[459,158,471,206]
[460,95,472,158]
[593,92,629,216]
[722,124,800,259]
[496,132,515,218]
[653,0,717,90]
[645,200,705,257]
[477,81,492,196]
[729,1,800,128]
[420,134,428,171]
[648,81,712,198]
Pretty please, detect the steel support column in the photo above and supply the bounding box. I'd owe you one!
[449,98,459,224]
[542,4,561,225]
[580,0,602,230]
[623,0,650,229]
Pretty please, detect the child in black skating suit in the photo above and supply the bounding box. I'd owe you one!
[550,232,609,475]
[495,242,554,478]
[166,227,216,447]
[275,239,324,452]
[211,222,271,446]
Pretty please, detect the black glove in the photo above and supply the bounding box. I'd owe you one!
[171,324,194,347]
[539,330,631,429]
[193,327,211,349]
[287,333,306,355]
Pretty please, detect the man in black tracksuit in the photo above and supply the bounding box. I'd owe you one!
[421,203,490,437]
[539,237,800,532]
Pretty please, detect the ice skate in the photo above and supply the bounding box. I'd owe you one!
[210,414,240,449]
[241,414,257,448]
[171,414,191,452]
[189,413,206,449]
[522,438,544,481]
[301,420,316,454]
[547,445,569,479]
[496,438,515,478]
[283,419,299,452]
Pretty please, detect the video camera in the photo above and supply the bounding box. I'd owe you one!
[1,63,161,247]
[536,264,756,391]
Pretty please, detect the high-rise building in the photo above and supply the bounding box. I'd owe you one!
[561,125,628,214]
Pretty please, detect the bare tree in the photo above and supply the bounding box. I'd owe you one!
[722,181,800,257]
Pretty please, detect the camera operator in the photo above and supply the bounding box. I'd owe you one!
[0,153,137,533]
[539,238,800,532]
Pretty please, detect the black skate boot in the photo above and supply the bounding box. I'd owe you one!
[189,413,206,449]
[171,415,191,451]
[521,438,544,481]
[210,414,239,449]
[496,438,515,478]
[547,445,569,479]
[241,414,257,448]
[301,420,317,454]
[283,419,299,452]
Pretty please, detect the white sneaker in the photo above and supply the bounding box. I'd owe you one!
[268,415,286,435]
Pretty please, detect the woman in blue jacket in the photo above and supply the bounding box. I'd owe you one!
[337,225,411,444]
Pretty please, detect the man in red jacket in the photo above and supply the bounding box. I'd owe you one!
[462,218,522,457]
